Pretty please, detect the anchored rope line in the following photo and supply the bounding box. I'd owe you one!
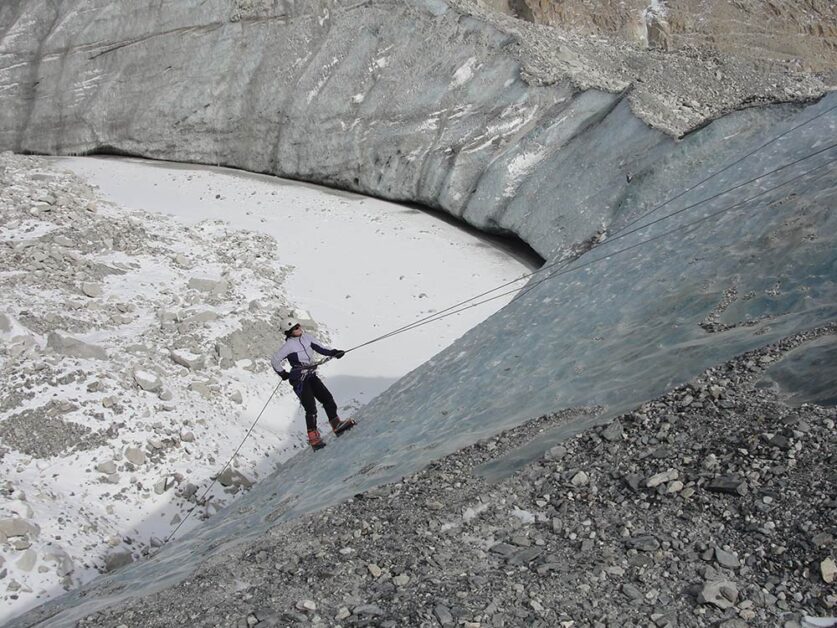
[615,102,837,235]
[356,154,835,333]
[165,381,282,543]
[347,139,837,352]
[346,105,836,353]
[509,156,835,304]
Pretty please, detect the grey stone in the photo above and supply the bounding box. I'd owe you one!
[96,461,117,475]
[508,547,543,565]
[188,277,228,294]
[124,447,147,466]
[698,580,739,609]
[352,604,385,617]
[43,549,74,576]
[47,331,107,360]
[545,445,567,461]
[434,605,454,626]
[217,468,253,490]
[170,349,205,370]
[154,477,172,495]
[706,476,748,496]
[601,419,623,442]
[646,468,678,488]
[489,543,517,558]
[822,557,836,584]
[189,382,213,399]
[81,282,102,298]
[104,550,133,572]
[53,235,74,247]
[571,471,589,486]
[133,369,162,393]
[16,549,37,572]
[216,342,234,366]
[0,518,40,539]
[812,532,833,547]
[627,535,660,552]
[714,547,740,569]
[622,583,644,602]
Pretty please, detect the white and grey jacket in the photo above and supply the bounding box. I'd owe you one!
[271,332,339,385]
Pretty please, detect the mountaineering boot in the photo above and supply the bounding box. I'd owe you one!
[307,429,326,451]
[329,417,356,437]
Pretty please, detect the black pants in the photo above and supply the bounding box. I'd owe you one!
[295,374,338,431]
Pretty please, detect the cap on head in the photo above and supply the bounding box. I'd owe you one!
[283,317,301,335]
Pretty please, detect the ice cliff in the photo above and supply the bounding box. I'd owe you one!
[1,0,834,624]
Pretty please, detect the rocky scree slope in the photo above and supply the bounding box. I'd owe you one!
[53,326,837,628]
[0,152,317,615]
[493,0,837,74]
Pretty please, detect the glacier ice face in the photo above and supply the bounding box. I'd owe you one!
[1,0,835,624]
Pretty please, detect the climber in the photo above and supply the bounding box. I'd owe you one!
[271,318,355,450]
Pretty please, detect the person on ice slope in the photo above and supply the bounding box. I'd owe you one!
[271,318,355,450]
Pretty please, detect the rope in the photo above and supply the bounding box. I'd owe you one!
[344,104,836,353]
[165,381,282,543]
[347,140,837,351]
[164,356,335,542]
[368,155,835,322]
[615,101,837,234]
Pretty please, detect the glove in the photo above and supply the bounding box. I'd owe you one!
[277,370,290,381]
[333,350,345,359]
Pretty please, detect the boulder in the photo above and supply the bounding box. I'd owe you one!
[81,282,102,298]
[0,518,40,539]
[96,461,118,475]
[104,550,133,572]
[133,369,162,393]
[42,548,74,576]
[47,331,107,360]
[124,446,147,465]
[170,349,204,370]
[188,382,212,398]
[154,477,172,495]
[698,580,739,609]
[188,277,228,295]
[822,557,836,584]
[217,468,253,490]
[601,419,623,442]
[646,468,678,488]
[16,549,37,572]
